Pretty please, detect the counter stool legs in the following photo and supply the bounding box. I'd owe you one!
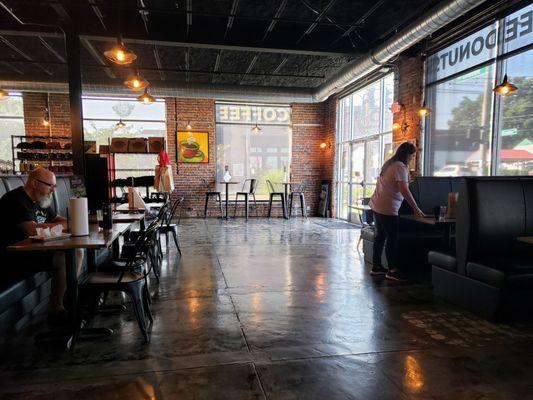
[289,193,307,218]
[204,193,224,219]
[233,193,250,220]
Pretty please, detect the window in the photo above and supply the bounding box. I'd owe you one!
[335,74,394,221]
[82,97,166,179]
[425,3,533,176]
[0,93,24,165]
[215,103,291,199]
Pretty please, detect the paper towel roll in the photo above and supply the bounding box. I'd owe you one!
[69,197,89,236]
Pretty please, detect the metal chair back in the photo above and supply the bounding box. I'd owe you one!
[266,179,277,194]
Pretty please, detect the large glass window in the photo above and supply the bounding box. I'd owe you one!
[82,97,166,178]
[0,93,24,165]
[425,3,533,176]
[215,103,291,199]
[335,74,394,221]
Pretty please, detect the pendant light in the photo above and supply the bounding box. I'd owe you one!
[0,89,8,99]
[251,123,262,133]
[115,119,126,129]
[124,71,148,90]
[493,74,518,96]
[185,121,192,131]
[104,37,137,65]
[137,87,155,104]
[251,106,261,133]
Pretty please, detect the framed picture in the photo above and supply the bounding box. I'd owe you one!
[177,131,209,163]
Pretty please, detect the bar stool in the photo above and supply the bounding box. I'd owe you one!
[202,178,223,218]
[233,178,258,220]
[289,181,308,218]
[267,179,287,219]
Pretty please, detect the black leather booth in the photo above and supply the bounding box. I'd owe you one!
[0,175,87,335]
[361,177,461,272]
[430,177,533,319]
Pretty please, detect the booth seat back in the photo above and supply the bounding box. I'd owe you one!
[53,176,71,216]
[456,177,533,274]
[2,175,26,191]
[0,179,7,199]
[399,177,462,215]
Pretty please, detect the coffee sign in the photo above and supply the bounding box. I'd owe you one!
[216,104,291,125]
[427,5,532,83]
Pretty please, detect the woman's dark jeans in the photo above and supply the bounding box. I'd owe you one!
[372,212,400,270]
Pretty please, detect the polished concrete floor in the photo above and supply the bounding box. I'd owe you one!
[1,218,533,399]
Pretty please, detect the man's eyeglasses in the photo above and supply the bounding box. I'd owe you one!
[35,178,58,189]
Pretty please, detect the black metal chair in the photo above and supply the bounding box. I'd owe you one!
[357,197,374,248]
[289,181,308,218]
[74,225,158,346]
[202,178,223,218]
[267,179,287,219]
[159,196,184,256]
[233,178,258,220]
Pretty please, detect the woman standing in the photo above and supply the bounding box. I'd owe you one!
[369,142,424,281]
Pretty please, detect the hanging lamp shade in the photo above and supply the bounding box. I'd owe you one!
[251,123,262,133]
[124,72,148,90]
[104,38,137,65]
[493,74,518,96]
[115,119,126,128]
[137,87,155,104]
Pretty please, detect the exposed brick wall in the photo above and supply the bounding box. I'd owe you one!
[393,55,424,176]
[22,93,71,137]
[165,97,336,218]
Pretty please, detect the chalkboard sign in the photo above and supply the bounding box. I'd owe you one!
[317,180,331,218]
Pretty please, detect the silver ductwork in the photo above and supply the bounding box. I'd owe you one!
[313,0,488,102]
[1,0,487,103]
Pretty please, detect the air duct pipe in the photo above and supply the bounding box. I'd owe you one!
[313,0,488,102]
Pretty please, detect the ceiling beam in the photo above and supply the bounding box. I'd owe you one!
[49,3,72,23]
[272,57,288,74]
[0,60,23,75]
[296,0,338,44]
[39,36,66,62]
[88,0,107,30]
[224,0,240,39]
[212,50,221,83]
[84,35,352,57]
[186,0,192,37]
[0,35,53,76]
[153,45,164,81]
[185,48,189,83]
[137,0,150,34]
[262,0,288,41]
[80,37,116,79]
[240,54,259,84]
[330,0,386,46]
[0,57,325,79]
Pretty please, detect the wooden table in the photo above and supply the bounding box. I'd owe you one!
[400,215,456,249]
[7,222,133,349]
[89,212,145,229]
[115,202,164,213]
[218,181,240,219]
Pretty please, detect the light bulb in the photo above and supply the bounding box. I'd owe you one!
[320,142,328,149]
[393,122,402,131]
[42,119,50,127]
[116,50,125,61]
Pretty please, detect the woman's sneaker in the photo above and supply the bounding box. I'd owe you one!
[370,265,388,276]
[385,270,408,282]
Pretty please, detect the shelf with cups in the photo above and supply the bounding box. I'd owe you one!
[11,134,73,174]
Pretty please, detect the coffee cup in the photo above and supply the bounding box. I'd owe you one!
[181,140,199,158]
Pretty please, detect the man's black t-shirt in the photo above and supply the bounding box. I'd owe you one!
[0,187,57,251]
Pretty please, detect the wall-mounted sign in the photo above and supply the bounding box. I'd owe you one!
[216,104,291,125]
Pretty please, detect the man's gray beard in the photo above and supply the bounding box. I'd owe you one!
[37,194,53,208]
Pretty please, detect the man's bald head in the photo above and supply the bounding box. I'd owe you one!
[24,167,56,207]
[28,167,55,184]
